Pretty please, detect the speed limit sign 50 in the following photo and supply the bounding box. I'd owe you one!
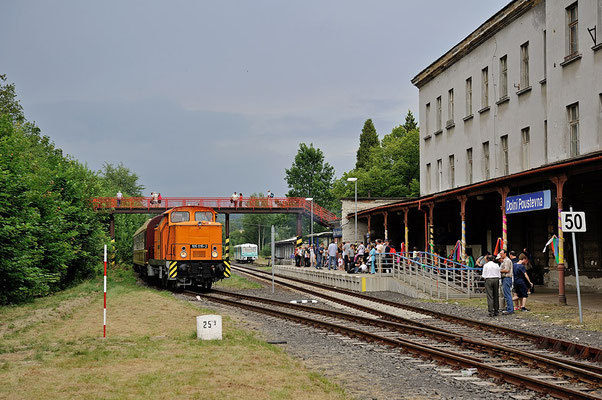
[561,211,586,232]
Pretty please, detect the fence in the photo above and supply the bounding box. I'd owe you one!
[91,196,338,225]
[370,251,484,299]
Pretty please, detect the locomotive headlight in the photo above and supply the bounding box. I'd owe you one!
[212,245,218,258]
[180,250,188,258]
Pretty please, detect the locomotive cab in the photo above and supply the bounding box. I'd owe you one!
[133,206,230,291]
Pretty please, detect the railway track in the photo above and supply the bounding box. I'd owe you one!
[233,264,602,364]
[189,263,602,399]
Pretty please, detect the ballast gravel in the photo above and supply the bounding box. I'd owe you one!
[177,283,591,400]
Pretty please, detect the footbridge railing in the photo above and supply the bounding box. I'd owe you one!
[369,251,484,299]
[91,196,339,225]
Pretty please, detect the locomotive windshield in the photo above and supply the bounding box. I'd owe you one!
[195,211,213,222]
[170,211,190,223]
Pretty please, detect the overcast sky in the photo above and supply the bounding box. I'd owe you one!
[2,0,507,198]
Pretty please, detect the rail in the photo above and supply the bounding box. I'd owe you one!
[91,196,338,225]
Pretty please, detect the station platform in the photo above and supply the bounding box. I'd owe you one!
[273,264,602,308]
[528,286,602,312]
[273,264,431,298]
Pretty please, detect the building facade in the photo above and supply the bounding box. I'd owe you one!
[416,0,602,195]
[350,0,602,299]
[340,198,407,243]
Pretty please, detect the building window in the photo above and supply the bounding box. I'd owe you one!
[447,89,454,126]
[521,127,530,170]
[543,30,547,80]
[499,55,508,98]
[520,42,529,89]
[568,103,579,157]
[449,155,455,188]
[544,120,548,164]
[501,135,509,175]
[567,2,578,57]
[426,163,431,192]
[483,141,490,180]
[466,77,472,116]
[481,67,489,108]
[437,159,442,192]
[436,96,442,131]
[466,148,473,184]
[425,102,430,135]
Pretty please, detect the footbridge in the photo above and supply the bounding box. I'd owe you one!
[92,196,339,238]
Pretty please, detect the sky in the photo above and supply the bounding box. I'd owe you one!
[2,0,508,198]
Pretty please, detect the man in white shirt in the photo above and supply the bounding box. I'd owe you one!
[327,241,338,271]
[116,191,122,207]
[343,241,351,272]
[376,240,384,254]
[481,255,501,317]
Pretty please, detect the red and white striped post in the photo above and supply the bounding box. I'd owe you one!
[103,244,107,338]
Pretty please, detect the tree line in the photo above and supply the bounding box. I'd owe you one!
[0,76,144,304]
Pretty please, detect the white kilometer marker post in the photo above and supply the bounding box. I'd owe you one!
[103,244,107,338]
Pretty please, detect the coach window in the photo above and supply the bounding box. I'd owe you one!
[171,211,190,223]
[195,211,213,222]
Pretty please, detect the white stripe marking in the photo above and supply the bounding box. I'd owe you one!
[104,276,107,292]
[289,300,318,304]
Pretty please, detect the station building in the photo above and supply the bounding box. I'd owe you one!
[346,0,602,300]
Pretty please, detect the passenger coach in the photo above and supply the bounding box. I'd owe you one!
[133,206,230,291]
[233,243,258,263]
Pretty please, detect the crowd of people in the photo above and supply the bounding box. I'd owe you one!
[230,190,274,208]
[293,239,399,274]
[480,248,534,317]
[292,238,536,317]
[150,192,162,205]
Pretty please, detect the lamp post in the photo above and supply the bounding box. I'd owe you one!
[347,178,358,244]
[305,197,314,246]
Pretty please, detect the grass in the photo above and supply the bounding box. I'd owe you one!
[0,267,348,400]
[214,273,263,290]
[430,296,602,332]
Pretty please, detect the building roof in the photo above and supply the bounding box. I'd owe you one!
[346,150,602,219]
[411,0,535,88]
[275,237,298,245]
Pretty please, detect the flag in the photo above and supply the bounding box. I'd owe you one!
[543,235,560,264]
[493,238,504,255]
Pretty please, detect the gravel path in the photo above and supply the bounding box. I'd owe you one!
[180,282,586,400]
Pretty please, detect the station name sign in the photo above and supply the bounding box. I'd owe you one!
[505,190,551,214]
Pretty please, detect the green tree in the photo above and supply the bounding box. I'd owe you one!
[0,74,24,124]
[99,162,144,197]
[0,111,106,304]
[0,76,113,304]
[355,119,379,170]
[97,162,146,263]
[285,143,335,210]
[331,119,420,199]
[402,110,418,132]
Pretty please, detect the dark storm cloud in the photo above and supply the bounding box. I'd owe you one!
[2,0,508,197]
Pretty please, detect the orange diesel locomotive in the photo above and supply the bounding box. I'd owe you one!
[133,206,230,290]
